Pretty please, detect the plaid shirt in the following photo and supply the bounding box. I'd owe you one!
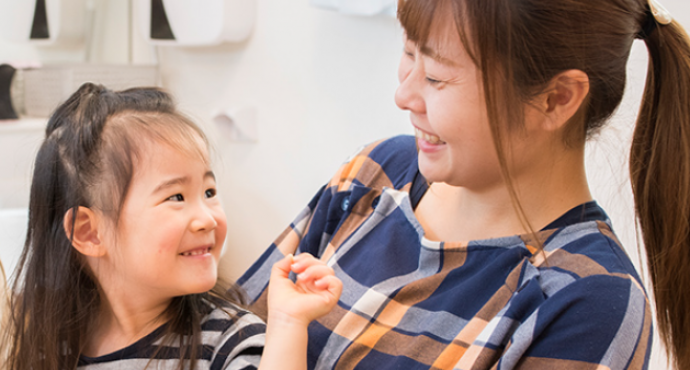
[238,135,652,370]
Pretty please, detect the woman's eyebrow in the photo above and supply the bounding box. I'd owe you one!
[420,45,459,66]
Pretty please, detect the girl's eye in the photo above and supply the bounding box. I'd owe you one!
[205,188,217,198]
[167,194,184,202]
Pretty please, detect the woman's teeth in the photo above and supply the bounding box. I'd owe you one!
[181,248,210,256]
[415,128,446,145]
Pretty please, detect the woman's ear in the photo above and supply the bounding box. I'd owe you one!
[63,207,106,258]
[538,69,590,130]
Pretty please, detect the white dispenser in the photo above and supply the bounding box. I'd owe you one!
[135,0,256,46]
[0,0,87,45]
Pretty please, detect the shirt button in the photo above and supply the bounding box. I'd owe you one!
[341,196,350,211]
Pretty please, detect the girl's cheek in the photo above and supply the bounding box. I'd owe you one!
[215,213,228,241]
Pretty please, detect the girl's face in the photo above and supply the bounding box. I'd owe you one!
[395,15,542,192]
[105,138,226,301]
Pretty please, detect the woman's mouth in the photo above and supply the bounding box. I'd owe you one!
[415,127,446,145]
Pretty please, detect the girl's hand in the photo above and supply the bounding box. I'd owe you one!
[267,253,342,327]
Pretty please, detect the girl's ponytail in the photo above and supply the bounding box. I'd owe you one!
[630,13,690,370]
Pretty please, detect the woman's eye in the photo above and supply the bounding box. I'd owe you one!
[426,77,442,85]
[167,194,184,202]
[205,188,217,198]
[403,48,415,59]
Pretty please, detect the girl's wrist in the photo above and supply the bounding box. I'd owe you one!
[266,309,312,330]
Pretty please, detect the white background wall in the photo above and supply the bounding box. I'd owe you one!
[2,0,689,368]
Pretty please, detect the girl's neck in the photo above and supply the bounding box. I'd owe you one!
[83,294,171,358]
[415,150,592,242]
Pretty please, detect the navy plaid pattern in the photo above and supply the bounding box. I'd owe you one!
[239,135,652,370]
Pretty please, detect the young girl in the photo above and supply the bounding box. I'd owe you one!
[238,0,690,369]
[0,83,341,369]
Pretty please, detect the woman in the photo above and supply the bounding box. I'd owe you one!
[239,0,690,368]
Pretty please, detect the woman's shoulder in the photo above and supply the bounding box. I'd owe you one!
[328,135,419,191]
[538,218,641,277]
[349,135,417,167]
[527,217,649,307]
[507,220,652,357]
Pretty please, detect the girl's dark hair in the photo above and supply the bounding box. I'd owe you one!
[0,83,246,370]
[398,0,690,368]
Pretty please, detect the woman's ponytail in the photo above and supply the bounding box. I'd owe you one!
[630,15,690,370]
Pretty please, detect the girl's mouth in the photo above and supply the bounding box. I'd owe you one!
[180,247,211,256]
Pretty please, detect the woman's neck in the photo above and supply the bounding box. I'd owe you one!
[415,149,592,242]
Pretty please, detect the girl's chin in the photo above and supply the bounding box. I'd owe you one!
[186,276,219,295]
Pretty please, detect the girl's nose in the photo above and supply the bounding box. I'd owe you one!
[190,204,218,232]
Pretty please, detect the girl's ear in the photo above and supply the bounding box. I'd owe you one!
[537,69,590,131]
[63,207,106,257]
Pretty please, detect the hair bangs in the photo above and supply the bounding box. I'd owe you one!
[398,0,478,68]
[397,0,439,46]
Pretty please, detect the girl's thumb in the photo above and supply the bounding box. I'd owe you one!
[270,253,294,280]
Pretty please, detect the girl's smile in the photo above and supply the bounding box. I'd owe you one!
[179,246,213,257]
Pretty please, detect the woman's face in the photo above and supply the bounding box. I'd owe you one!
[395,16,506,191]
[394,12,553,193]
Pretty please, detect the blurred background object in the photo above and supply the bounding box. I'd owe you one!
[0,65,18,120]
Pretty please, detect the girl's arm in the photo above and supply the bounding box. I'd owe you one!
[258,253,342,370]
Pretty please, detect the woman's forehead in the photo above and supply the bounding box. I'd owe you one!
[410,12,469,66]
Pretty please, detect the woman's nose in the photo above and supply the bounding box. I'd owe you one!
[394,58,425,113]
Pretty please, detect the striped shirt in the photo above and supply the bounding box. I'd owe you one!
[77,303,265,369]
[238,135,653,370]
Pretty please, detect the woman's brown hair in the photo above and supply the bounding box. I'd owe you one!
[0,83,246,370]
[398,0,690,368]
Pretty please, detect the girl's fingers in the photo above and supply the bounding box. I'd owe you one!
[296,264,334,284]
[316,275,343,300]
[271,253,294,280]
[290,253,324,273]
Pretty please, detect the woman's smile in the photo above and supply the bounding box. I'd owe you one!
[414,126,446,146]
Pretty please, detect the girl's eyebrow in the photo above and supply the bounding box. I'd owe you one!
[152,171,215,194]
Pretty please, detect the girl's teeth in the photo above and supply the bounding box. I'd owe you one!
[182,248,209,256]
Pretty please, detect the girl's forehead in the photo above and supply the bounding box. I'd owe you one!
[133,137,211,173]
